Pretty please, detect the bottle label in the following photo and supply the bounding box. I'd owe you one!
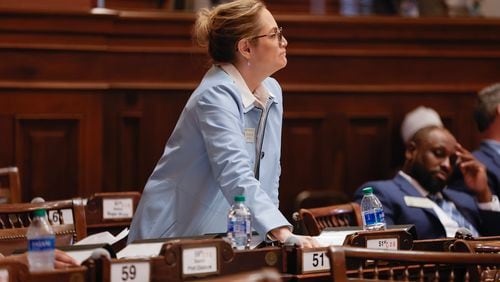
[375,208,385,223]
[363,208,385,226]
[28,237,55,251]
[363,211,377,225]
[228,219,248,234]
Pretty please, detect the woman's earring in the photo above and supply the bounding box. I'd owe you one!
[247,60,251,67]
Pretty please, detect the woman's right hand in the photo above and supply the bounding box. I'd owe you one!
[270,226,320,248]
[283,234,321,248]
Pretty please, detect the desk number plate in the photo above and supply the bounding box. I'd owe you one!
[366,238,398,250]
[302,251,330,273]
[103,198,134,219]
[48,209,74,225]
[182,246,218,276]
[111,261,150,282]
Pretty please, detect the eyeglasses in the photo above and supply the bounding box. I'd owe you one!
[250,27,285,46]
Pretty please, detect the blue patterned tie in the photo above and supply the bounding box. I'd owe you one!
[428,194,479,237]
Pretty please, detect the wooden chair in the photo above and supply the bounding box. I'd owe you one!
[0,167,21,204]
[295,202,362,236]
[327,246,500,281]
[84,191,141,236]
[0,198,87,255]
[292,189,350,235]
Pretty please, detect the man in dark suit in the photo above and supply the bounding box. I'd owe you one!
[473,83,500,198]
[354,106,500,240]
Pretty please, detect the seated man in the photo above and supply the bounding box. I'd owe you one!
[473,83,500,198]
[354,106,500,239]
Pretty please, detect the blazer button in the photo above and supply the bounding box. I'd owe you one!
[261,151,265,159]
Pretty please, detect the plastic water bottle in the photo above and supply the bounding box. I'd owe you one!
[27,209,55,271]
[360,187,386,231]
[227,195,252,250]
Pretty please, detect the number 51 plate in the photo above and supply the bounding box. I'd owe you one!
[302,251,330,273]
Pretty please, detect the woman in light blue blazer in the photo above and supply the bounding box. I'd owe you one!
[128,0,318,248]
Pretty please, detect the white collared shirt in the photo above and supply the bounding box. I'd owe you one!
[218,63,272,109]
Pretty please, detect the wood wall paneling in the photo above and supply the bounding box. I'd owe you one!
[1,10,500,222]
[345,114,392,195]
[0,90,102,202]
[281,112,334,219]
[0,115,14,168]
[15,116,80,202]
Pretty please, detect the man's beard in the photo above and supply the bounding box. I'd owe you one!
[410,163,448,194]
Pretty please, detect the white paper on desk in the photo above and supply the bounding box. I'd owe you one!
[75,228,129,246]
[314,230,356,247]
[117,242,165,259]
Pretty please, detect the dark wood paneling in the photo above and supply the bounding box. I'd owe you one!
[345,114,392,194]
[15,116,79,202]
[0,115,14,168]
[0,10,499,222]
[119,112,141,191]
[281,113,334,218]
[0,90,102,201]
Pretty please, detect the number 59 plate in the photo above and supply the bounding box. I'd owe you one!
[111,261,150,282]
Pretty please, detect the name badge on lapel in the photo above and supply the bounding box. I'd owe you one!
[244,128,255,143]
[404,196,434,209]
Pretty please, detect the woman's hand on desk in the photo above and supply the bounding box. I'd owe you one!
[54,249,80,268]
[270,226,320,248]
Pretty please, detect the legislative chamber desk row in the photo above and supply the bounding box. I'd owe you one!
[2,227,499,282]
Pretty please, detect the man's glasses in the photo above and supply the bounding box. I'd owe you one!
[250,27,284,46]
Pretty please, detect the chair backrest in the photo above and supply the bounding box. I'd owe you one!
[327,246,500,282]
[84,191,141,236]
[296,202,362,236]
[0,167,21,204]
[0,198,87,255]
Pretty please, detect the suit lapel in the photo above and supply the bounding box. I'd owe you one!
[393,174,440,218]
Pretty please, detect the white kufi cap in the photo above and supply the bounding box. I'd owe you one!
[401,106,443,143]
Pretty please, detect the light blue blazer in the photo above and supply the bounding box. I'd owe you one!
[128,66,291,242]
